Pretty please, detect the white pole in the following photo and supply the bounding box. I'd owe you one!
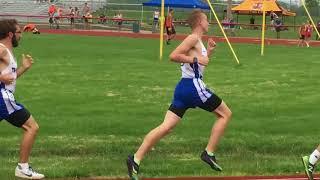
[105,0,108,14]
[141,5,144,24]
[91,0,93,11]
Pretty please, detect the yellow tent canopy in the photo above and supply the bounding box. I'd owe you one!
[232,0,296,16]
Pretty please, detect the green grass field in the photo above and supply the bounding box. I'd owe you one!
[0,33,320,179]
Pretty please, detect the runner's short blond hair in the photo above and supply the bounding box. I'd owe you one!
[187,9,204,29]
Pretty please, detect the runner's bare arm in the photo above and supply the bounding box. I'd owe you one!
[17,54,33,78]
[0,48,7,62]
[169,34,208,66]
[0,49,14,84]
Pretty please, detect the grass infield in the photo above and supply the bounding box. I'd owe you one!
[0,33,319,178]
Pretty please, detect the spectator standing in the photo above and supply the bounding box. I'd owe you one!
[152,8,160,33]
[270,11,278,31]
[84,12,93,30]
[48,4,56,29]
[67,7,73,23]
[229,18,236,36]
[274,17,282,39]
[116,11,123,31]
[82,2,90,16]
[305,20,313,47]
[70,8,75,29]
[316,20,320,40]
[74,7,80,23]
[222,17,229,31]
[53,8,60,29]
[298,23,308,47]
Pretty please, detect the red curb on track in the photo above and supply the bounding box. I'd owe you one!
[107,175,316,180]
[47,174,319,180]
[40,29,320,47]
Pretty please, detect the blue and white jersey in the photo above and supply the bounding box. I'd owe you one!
[0,43,23,119]
[181,39,207,79]
[0,43,17,93]
[171,38,216,110]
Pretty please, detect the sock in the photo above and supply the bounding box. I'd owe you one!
[18,163,29,170]
[309,149,320,165]
[205,148,214,156]
[133,154,140,165]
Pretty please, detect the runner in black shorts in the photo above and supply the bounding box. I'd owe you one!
[165,9,176,45]
[0,19,44,179]
[127,10,232,180]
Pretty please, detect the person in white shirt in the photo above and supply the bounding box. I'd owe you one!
[152,8,160,32]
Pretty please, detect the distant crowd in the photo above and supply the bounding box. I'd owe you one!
[44,3,320,44]
[47,2,124,30]
[35,0,54,3]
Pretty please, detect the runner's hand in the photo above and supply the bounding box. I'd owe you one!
[207,38,216,51]
[198,56,209,66]
[21,54,34,69]
[0,73,15,84]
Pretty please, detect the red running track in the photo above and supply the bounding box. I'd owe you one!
[40,29,320,47]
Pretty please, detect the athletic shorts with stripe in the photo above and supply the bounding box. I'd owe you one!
[169,78,222,118]
[0,88,31,127]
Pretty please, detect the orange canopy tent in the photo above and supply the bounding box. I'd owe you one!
[232,0,296,16]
